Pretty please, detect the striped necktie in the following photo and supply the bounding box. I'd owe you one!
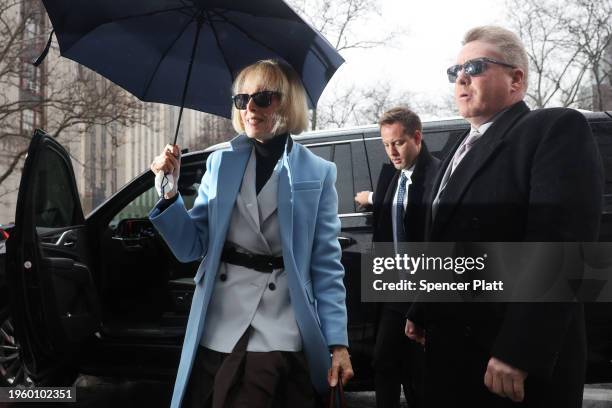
[450,128,481,175]
[432,128,482,220]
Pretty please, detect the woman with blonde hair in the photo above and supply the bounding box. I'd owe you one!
[150,59,352,408]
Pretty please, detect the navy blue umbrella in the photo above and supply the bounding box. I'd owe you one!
[37,0,344,144]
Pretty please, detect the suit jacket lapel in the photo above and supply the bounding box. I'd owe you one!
[383,170,400,214]
[237,149,261,231]
[406,143,434,212]
[431,101,530,237]
[425,132,463,240]
[258,162,280,224]
[215,136,252,246]
[404,144,433,237]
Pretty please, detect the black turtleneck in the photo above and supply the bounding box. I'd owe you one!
[252,133,289,195]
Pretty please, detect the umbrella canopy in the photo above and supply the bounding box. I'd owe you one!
[39,0,344,122]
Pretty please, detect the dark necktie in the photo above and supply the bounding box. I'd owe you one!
[395,172,408,243]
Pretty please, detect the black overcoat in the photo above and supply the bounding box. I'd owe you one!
[409,101,604,408]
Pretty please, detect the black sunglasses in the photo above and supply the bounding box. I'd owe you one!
[232,91,281,110]
[447,57,517,83]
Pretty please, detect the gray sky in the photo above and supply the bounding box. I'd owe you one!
[318,0,507,116]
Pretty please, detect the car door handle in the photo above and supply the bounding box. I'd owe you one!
[338,236,356,250]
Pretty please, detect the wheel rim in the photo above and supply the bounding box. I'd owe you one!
[0,309,33,386]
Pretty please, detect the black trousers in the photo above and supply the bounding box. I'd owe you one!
[182,330,322,408]
[373,306,425,408]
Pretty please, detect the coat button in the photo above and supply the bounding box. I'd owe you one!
[464,325,472,337]
[219,274,227,282]
[268,283,276,291]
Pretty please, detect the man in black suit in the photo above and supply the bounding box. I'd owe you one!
[405,26,604,407]
[355,107,440,408]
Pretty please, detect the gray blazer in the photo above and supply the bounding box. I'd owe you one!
[200,148,302,352]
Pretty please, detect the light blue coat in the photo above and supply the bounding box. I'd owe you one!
[149,134,348,408]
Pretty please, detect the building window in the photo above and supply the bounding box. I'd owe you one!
[22,62,40,94]
[24,17,38,41]
[22,109,35,133]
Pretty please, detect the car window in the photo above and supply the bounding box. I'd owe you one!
[591,120,612,215]
[351,139,373,196]
[364,135,387,193]
[424,131,452,157]
[109,185,159,229]
[591,121,612,196]
[32,146,77,228]
[308,145,332,162]
[108,163,204,230]
[308,142,359,214]
[330,143,354,214]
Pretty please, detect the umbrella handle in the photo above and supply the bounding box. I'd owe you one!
[155,172,175,198]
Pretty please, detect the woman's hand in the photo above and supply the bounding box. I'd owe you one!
[151,144,181,198]
[327,346,354,387]
[405,319,426,346]
[151,144,181,178]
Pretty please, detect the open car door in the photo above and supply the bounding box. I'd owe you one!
[7,129,100,384]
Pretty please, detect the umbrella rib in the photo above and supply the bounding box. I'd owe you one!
[103,6,194,25]
[177,0,197,17]
[210,10,317,106]
[206,10,235,85]
[210,10,281,58]
[140,17,194,100]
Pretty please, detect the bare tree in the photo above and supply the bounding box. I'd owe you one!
[560,0,612,110]
[287,0,404,129]
[359,82,412,124]
[410,92,458,120]
[506,0,612,109]
[316,84,361,128]
[289,0,395,52]
[316,80,413,129]
[193,113,235,150]
[0,0,143,191]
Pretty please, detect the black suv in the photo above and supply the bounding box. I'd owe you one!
[2,111,612,390]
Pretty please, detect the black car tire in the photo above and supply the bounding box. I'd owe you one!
[0,305,33,387]
[0,305,79,388]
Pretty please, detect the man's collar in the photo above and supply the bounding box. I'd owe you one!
[471,106,512,135]
[401,165,415,181]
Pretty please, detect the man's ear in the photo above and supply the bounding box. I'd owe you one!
[510,68,525,93]
[413,129,423,146]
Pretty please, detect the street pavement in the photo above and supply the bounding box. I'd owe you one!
[4,376,612,407]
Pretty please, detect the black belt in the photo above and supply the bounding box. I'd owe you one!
[220,246,284,273]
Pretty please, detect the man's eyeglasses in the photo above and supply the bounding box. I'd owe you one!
[447,57,517,83]
[232,91,281,110]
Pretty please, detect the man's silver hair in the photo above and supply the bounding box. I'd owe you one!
[463,25,529,90]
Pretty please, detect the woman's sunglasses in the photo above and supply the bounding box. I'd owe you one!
[232,91,281,110]
[447,57,516,83]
